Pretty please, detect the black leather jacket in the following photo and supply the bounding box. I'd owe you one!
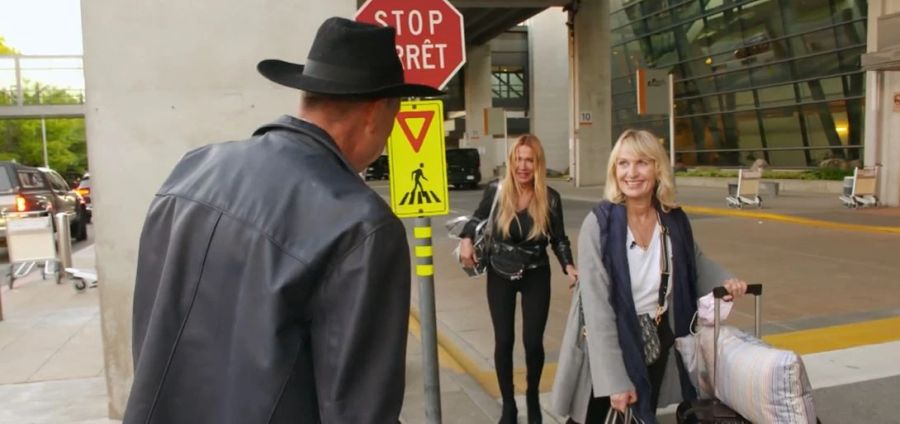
[461,180,574,272]
[125,116,411,424]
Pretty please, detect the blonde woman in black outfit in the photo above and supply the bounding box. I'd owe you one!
[458,134,578,424]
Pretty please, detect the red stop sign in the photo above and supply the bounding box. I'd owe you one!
[356,0,466,90]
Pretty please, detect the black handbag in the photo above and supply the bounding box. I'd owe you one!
[637,220,670,365]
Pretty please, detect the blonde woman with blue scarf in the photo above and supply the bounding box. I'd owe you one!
[551,129,747,424]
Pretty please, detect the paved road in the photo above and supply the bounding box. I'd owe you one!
[370,180,900,423]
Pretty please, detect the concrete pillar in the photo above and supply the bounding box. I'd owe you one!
[80,1,355,417]
[529,8,570,174]
[463,43,503,181]
[573,0,611,187]
[865,0,900,206]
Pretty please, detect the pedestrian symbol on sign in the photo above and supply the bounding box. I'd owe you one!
[400,163,442,205]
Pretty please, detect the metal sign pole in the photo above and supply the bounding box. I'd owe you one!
[41,116,49,168]
[0,271,4,321]
[668,73,676,169]
[414,217,442,424]
[503,109,509,166]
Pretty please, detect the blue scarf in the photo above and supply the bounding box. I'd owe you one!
[593,201,698,424]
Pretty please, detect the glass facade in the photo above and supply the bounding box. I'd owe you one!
[609,0,867,167]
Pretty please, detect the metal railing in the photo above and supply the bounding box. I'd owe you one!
[0,55,85,108]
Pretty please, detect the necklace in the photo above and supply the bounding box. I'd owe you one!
[628,211,658,249]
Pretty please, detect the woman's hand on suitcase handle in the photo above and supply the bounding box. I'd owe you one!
[721,278,748,301]
[610,390,637,413]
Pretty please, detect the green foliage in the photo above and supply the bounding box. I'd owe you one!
[0,35,87,178]
[0,36,18,54]
[675,167,851,181]
[1,81,84,106]
[805,167,855,180]
[1,36,85,178]
[675,168,738,178]
[0,90,87,180]
[0,117,87,179]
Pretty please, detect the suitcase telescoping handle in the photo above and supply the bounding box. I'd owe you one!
[711,283,763,394]
[712,284,762,336]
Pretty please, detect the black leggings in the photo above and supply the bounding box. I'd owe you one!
[486,265,552,402]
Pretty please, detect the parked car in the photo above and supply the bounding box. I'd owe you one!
[76,173,92,223]
[366,155,389,180]
[0,161,89,245]
[446,148,481,189]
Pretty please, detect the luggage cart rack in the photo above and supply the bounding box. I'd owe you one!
[4,211,62,289]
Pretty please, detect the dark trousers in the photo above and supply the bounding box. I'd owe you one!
[569,313,674,424]
[486,266,552,403]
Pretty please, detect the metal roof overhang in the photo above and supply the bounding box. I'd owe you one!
[451,0,573,46]
[861,49,900,72]
[0,104,86,119]
[863,12,900,72]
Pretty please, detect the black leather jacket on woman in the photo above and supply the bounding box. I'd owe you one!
[461,180,575,272]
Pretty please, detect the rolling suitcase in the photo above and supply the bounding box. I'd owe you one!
[675,284,762,424]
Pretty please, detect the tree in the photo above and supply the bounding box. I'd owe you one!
[0,36,17,54]
[0,116,87,178]
[0,37,88,180]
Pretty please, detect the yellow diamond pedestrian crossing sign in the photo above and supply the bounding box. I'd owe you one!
[388,100,449,218]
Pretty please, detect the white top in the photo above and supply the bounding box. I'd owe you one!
[626,222,673,315]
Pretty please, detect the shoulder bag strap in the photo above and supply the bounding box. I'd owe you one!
[485,183,502,243]
[655,217,670,325]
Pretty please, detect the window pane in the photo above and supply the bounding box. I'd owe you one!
[759,107,806,167]
[757,85,796,108]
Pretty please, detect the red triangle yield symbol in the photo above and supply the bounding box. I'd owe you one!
[396,111,434,153]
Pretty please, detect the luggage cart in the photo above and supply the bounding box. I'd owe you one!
[839,166,880,208]
[66,267,97,292]
[725,169,763,208]
[4,211,61,289]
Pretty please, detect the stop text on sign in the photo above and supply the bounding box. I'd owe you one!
[373,10,448,71]
[356,0,465,89]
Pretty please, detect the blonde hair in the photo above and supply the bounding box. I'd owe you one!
[603,129,678,211]
[496,134,550,240]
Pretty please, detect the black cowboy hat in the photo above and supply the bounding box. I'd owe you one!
[257,17,443,98]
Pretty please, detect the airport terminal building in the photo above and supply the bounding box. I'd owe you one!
[449,0,873,173]
[45,0,900,416]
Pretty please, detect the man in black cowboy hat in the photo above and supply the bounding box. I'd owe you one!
[124,17,441,424]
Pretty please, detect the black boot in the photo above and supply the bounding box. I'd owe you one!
[526,390,542,424]
[499,401,518,424]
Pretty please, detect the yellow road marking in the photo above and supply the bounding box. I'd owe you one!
[412,308,900,396]
[683,205,900,235]
[763,316,900,355]
[407,313,464,373]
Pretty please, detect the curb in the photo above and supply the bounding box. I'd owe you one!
[409,308,557,398]
[413,306,900,401]
[556,191,900,235]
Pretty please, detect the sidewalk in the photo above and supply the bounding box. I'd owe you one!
[1,179,898,423]
[0,246,114,424]
[0,244,507,424]
[404,178,900,422]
